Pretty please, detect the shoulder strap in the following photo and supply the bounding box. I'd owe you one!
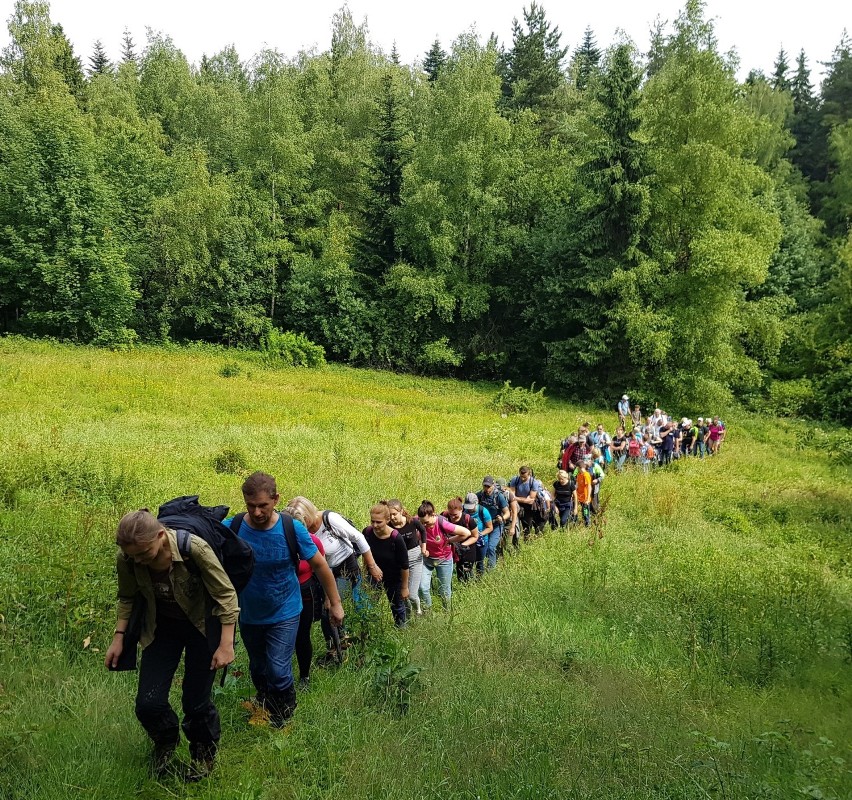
[228,513,246,533]
[280,512,300,569]
[175,529,200,574]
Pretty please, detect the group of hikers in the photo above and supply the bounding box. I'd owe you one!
[105,397,727,781]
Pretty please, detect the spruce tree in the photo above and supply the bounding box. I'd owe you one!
[51,24,84,99]
[571,26,601,91]
[120,28,136,64]
[355,70,410,286]
[88,39,111,76]
[503,2,567,112]
[771,47,791,92]
[536,43,648,391]
[423,38,446,81]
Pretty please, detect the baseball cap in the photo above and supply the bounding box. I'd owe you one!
[622,394,628,400]
[463,492,478,511]
[482,475,495,487]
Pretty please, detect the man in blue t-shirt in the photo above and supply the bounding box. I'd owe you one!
[230,471,343,727]
[509,466,544,539]
[476,476,509,569]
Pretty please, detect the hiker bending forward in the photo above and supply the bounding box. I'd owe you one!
[105,509,239,780]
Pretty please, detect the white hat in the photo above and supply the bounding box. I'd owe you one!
[621,394,629,400]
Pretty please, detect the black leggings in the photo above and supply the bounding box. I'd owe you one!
[295,582,319,681]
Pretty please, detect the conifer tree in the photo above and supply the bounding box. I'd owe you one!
[120,28,136,64]
[571,26,601,90]
[771,47,791,92]
[51,23,84,99]
[88,39,111,76]
[423,38,446,81]
[502,2,567,112]
[355,70,410,287]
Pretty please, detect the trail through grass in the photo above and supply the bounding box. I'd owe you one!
[0,338,850,799]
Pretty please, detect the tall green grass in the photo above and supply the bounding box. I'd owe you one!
[0,337,850,799]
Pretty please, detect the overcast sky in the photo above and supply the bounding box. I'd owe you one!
[1,1,848,84]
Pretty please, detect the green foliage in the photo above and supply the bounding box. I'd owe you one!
[261,326,326,367]
[490,380,546,414]
[212,445,249,474]
[762,378,816,417]
[1,340,850,800]
[0,0,849,422]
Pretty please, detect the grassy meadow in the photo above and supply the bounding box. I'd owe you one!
[0,337,850,800]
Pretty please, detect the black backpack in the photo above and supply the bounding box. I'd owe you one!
[227,510,301,569]
[157,495,255,593]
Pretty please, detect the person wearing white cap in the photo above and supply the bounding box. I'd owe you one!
[617,394,630,427]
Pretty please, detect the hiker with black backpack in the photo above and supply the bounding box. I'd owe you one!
[476,475,509,570]
[228,473,344,728]
[105,508,240,780]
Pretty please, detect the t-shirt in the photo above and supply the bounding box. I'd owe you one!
[297,533,325,586]
[552,480,574,505]
[709,424,723,442]
[618,400,630,417]
[612,435,627,452]
[363,528,409,590]
[315,510,370,570]
[423,516,457,561]
[575,471,592,504]
[230,513,318,625]
[510,475,542,498]
[477,487,509,527]
[396,518,425,550]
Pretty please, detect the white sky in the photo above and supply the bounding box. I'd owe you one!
[1,1,848,84]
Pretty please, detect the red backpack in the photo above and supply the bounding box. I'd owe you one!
[628,437,641,458]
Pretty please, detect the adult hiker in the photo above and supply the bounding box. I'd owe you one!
[230,473,344,728]
[617,394,630,428]
[294,530,326,692]
[386,499,427,617]
[463,491,493,576]
[509,466,545,539]
[476,475,509,569]
[611,426,628,472]
[363,503,410,627]
[552,469,574,527]
[286,495,382,657]
[443,496,480,583]
[417,500,472,611]
[105,508,239,780]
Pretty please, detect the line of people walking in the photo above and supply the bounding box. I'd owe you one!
[104,402,727,781]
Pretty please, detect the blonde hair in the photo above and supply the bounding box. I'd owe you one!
[285,496,321,529]
[556,469,570,481]
[370,503,391,521]
[591,446,602,458]
[116,509,162,547]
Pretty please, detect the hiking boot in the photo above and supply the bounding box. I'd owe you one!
[298,676,311,692]
[150,741,178,779]
[185,742,216,783]
[267,686,297,729]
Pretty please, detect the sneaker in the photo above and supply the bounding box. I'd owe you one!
[151,742,177,779]
[298,676,310,692]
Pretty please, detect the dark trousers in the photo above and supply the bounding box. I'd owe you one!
[368,577,408,626]
[295,582,319,681]
[135,615,220,748]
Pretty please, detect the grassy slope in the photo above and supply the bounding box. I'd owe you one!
[0,338,849,800]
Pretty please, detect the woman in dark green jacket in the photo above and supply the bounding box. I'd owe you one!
[104,509,239,780]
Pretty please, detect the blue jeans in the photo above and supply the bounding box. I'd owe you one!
[485,525,502,570]
[420,557,453,609]
[615,452,627,472]
[476,534,488,575]
[240,614,300,694]
[555,501,572,527]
